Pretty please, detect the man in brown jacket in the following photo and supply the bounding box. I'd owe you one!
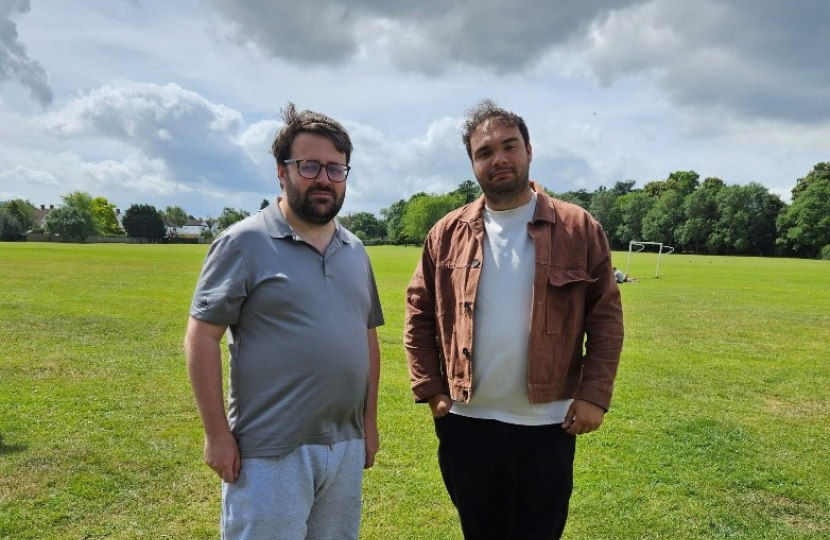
[404,100,624,540]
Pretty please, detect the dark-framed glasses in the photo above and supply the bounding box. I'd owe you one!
[284,159,350,182]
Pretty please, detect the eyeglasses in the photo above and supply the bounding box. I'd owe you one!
[283,159,350,183]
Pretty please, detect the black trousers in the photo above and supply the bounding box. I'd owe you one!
[434,413,576,540]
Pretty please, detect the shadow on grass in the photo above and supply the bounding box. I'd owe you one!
[0,433,28,455]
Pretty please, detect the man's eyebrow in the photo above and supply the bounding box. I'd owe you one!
[474,136,521,157]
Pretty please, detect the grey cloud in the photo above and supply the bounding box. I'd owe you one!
[208,0,358,64]
[208,0,830,125]
[582,0,830,124]
[0,0,53,106]
[206,0,634,73]
[42,82,271,193]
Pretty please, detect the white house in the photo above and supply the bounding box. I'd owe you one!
[181,218,209,236]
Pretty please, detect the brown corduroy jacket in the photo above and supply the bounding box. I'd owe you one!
[404,183,624,411]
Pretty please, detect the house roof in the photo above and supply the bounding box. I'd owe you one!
[34,205,54,227]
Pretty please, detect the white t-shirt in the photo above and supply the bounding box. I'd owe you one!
[451,191,572,425]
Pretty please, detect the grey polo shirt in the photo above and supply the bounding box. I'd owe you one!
[190,200,384,458]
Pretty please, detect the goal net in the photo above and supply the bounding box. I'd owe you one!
[626,241,674,278]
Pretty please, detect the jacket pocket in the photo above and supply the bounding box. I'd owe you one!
[545,268,596,335]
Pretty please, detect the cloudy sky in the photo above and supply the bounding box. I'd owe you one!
[1,0,828,219]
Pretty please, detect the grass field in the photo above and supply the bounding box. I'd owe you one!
[1,242,828,539]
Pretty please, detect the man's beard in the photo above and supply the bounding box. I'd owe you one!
[478,165,530,206]
[285,179,345,225]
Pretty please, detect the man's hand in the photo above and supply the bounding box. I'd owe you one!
[561,399,606,435]
[428,394,452,418]
[204,430,241,483]
[364,416,379,469]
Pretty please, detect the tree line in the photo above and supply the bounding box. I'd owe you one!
[2,163,828,258]
[0,191,256,243]
[342,163,829,259]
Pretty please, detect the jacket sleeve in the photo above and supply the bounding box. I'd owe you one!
[576,220,624,411]
[404,234,450,402]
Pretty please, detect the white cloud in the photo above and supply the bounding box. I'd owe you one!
[236,119,280,169]
[0,164,58,187]
[37,82,271,193]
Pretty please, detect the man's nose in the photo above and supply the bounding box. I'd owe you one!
[311,168,332,183]
[492,150,509,165]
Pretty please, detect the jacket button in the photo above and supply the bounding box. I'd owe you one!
[471,259,480,268]
[462,347,470,357]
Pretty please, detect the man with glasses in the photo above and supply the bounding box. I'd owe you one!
[405,100,623,539]
[185,103,384,539]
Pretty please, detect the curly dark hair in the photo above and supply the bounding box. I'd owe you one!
[462,99,530,159]
[271,103,352,164]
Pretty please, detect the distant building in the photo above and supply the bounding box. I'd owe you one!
[166,218,210,238]
[34,205,55,229]
[182,218,209,236]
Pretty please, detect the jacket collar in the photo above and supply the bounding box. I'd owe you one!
[460,181,556,225]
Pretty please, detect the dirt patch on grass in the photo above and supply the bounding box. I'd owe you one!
[763,396,830,418]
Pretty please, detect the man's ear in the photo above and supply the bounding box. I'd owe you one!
[527,143,533,162]
[277,164,286,190]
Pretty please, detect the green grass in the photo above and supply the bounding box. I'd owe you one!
[1,243,828,539]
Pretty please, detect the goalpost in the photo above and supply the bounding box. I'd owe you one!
[626,241,675,278]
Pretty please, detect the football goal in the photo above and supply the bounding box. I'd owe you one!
[626,241,674,278]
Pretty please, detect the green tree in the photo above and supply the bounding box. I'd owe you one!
[399,193,464,245]
[93,197,123,235]
[62,191,96,226]
[642,179,671,199]
[163,206,189,227]
[615,191,654,244]
[0,199,37,240]
[588,188,622,248]
[777,178,830,258]
[379,199,407,244]
[0,212,23,241]
[641,189,685,246]
[451,180,481,204]
[790,162,830,201]
[611,180,637,196]
[58,191,110,237]
[710,183,783,255]
[666,170,700,196]
[122,204,166,241]
[641,171,698,199]
[218,207,251,229]
[700,176,726,191]
[676,179,723,254]
[44,205,96,242]
[340,212,385,242]
[553,189,591,208]
[62,191,94,211]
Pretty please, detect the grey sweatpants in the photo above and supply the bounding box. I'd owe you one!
[221,438,365,540]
